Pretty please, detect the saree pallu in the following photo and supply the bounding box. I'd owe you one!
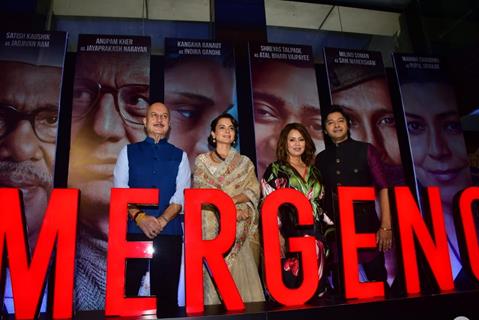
[193,149,265,305]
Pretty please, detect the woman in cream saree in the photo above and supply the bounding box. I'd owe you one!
[193,113,265,305]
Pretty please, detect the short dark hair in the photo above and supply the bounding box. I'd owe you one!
[322,105,351,134]
[276,123,316,165]
[208,113,239,148]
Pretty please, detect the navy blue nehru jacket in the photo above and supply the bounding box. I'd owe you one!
[123,137,185,235]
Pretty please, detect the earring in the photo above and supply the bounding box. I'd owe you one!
[212,137,216,143]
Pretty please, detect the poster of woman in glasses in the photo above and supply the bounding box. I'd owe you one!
[68,34,151,311]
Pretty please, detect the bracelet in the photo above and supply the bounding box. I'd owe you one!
[131,210,143,222]
[135,213,146,225]
[160,215,169,223]
[380,227,392,231]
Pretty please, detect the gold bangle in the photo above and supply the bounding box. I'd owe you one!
[380,227,392,231]
[135,213,146,225]
[131,210,143,221]
[160,215,169,223]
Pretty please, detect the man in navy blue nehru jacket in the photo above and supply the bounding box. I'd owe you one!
[113,102,190,317]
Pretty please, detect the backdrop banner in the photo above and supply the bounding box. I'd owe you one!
[249,42,322,178]
[164,37,238,170]
[324,47,404,289]
[0,30,68,314]
[68,34,151,311]
[393,53,476,289]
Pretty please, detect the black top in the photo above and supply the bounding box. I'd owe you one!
[315,138,388,233]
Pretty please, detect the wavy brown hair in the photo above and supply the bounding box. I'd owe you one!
[276,123,316,165]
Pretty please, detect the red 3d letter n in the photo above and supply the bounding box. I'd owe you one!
[395,186,453,294]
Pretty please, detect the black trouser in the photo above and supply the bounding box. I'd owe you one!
[125,234,182,317]
[354,202,388,282]
[360,250,387,282]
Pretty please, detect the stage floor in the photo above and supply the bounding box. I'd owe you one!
[11,289,477,320]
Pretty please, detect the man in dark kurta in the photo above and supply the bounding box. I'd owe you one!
[113,102,190,317]
[315,106,392,284]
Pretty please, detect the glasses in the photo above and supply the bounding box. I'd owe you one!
[0,104,59,143]
[72,78,149,125]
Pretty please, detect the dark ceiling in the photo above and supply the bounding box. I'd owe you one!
[287,0,413,12]
[288,0,478,18]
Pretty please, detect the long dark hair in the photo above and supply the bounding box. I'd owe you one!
[276,123,316,165]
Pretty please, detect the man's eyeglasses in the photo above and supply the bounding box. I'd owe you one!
[0,104,59,143]
[72,78,149,125]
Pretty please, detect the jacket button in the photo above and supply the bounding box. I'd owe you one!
[336,170,340,175]
[336,158,340,163]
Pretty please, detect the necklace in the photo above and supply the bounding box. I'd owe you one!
[214,149,226,161]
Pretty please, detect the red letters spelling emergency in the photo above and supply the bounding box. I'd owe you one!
[0,186,478,318]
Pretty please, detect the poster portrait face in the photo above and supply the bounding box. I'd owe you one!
[332,77,400,167]
[402,81,471,207]
[165,56,235,168]
[324,48,405,186]
[0,61,61,248]
[68,53,149,237]
[252,60,323,176]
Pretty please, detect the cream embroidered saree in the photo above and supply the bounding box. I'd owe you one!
[193,149,265,305]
